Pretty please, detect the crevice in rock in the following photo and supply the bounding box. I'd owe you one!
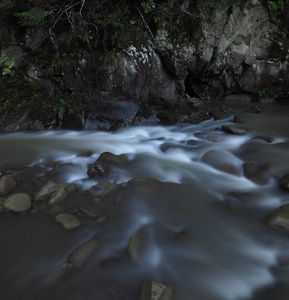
[184,73,199,97]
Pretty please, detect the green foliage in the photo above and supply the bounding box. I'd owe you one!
[258,88,269,97]
[0,57,15,76]
[15,8,51,26]
[268,0,288,11]
[46,50,83,75]
[141,0,156,14]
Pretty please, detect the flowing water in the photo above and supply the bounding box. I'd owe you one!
[1,103,289,300]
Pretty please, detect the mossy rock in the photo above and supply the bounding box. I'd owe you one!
[4,193,32,213]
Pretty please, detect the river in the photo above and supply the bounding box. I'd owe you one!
[1,102,289,300]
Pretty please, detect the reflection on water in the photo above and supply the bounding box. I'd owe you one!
[1,104,289,300]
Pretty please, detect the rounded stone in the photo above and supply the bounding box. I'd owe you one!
[4,193,32,213]
[0,175,16,196]
[54,213,81,230]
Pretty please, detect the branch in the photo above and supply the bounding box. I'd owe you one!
[136,7,155,39]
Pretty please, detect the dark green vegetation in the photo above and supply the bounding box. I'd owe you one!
[0,0,289,116]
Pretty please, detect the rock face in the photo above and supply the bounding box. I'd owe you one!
[96,1,285,103]
[0,0,287,131]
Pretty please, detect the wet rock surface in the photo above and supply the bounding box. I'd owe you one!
[243,162,270,185]
[0,175,16,196]
[265,205,289,233]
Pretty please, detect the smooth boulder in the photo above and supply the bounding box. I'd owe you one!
[0,175,16,196]
[4,193,32,213]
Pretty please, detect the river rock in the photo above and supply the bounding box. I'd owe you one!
[221,125,248,135]
[64,183,79,194]
[279,175,289,191]
[34,180,61,201]
[265,204,289,233]
[54,213,81,230]
[141,280,173,300]
[0,175,16,196]
[243,162,270,185]
[201,150,242,176]
[98,152,128,165]
[127,234,145,264]
[88,152,128,178]
[66,237,98,268]
[48,188,67,206]
[77,151,93,157]
[87,161,109,178]
[4,193,32,213]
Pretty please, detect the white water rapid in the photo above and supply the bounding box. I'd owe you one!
[1,105,289,300]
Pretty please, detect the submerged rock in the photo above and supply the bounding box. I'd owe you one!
[0,175,16,196]
[265,204,289,233]
[141,281,173,300]
[66,237,98,268]
[54,213,81,230]
[243,162,270,185]
[4,193,32,213]
[77,151,93,157]
[221,125,248,135]
[171,230,191,243]
[127,234,145,264]
[201,150,242,176]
